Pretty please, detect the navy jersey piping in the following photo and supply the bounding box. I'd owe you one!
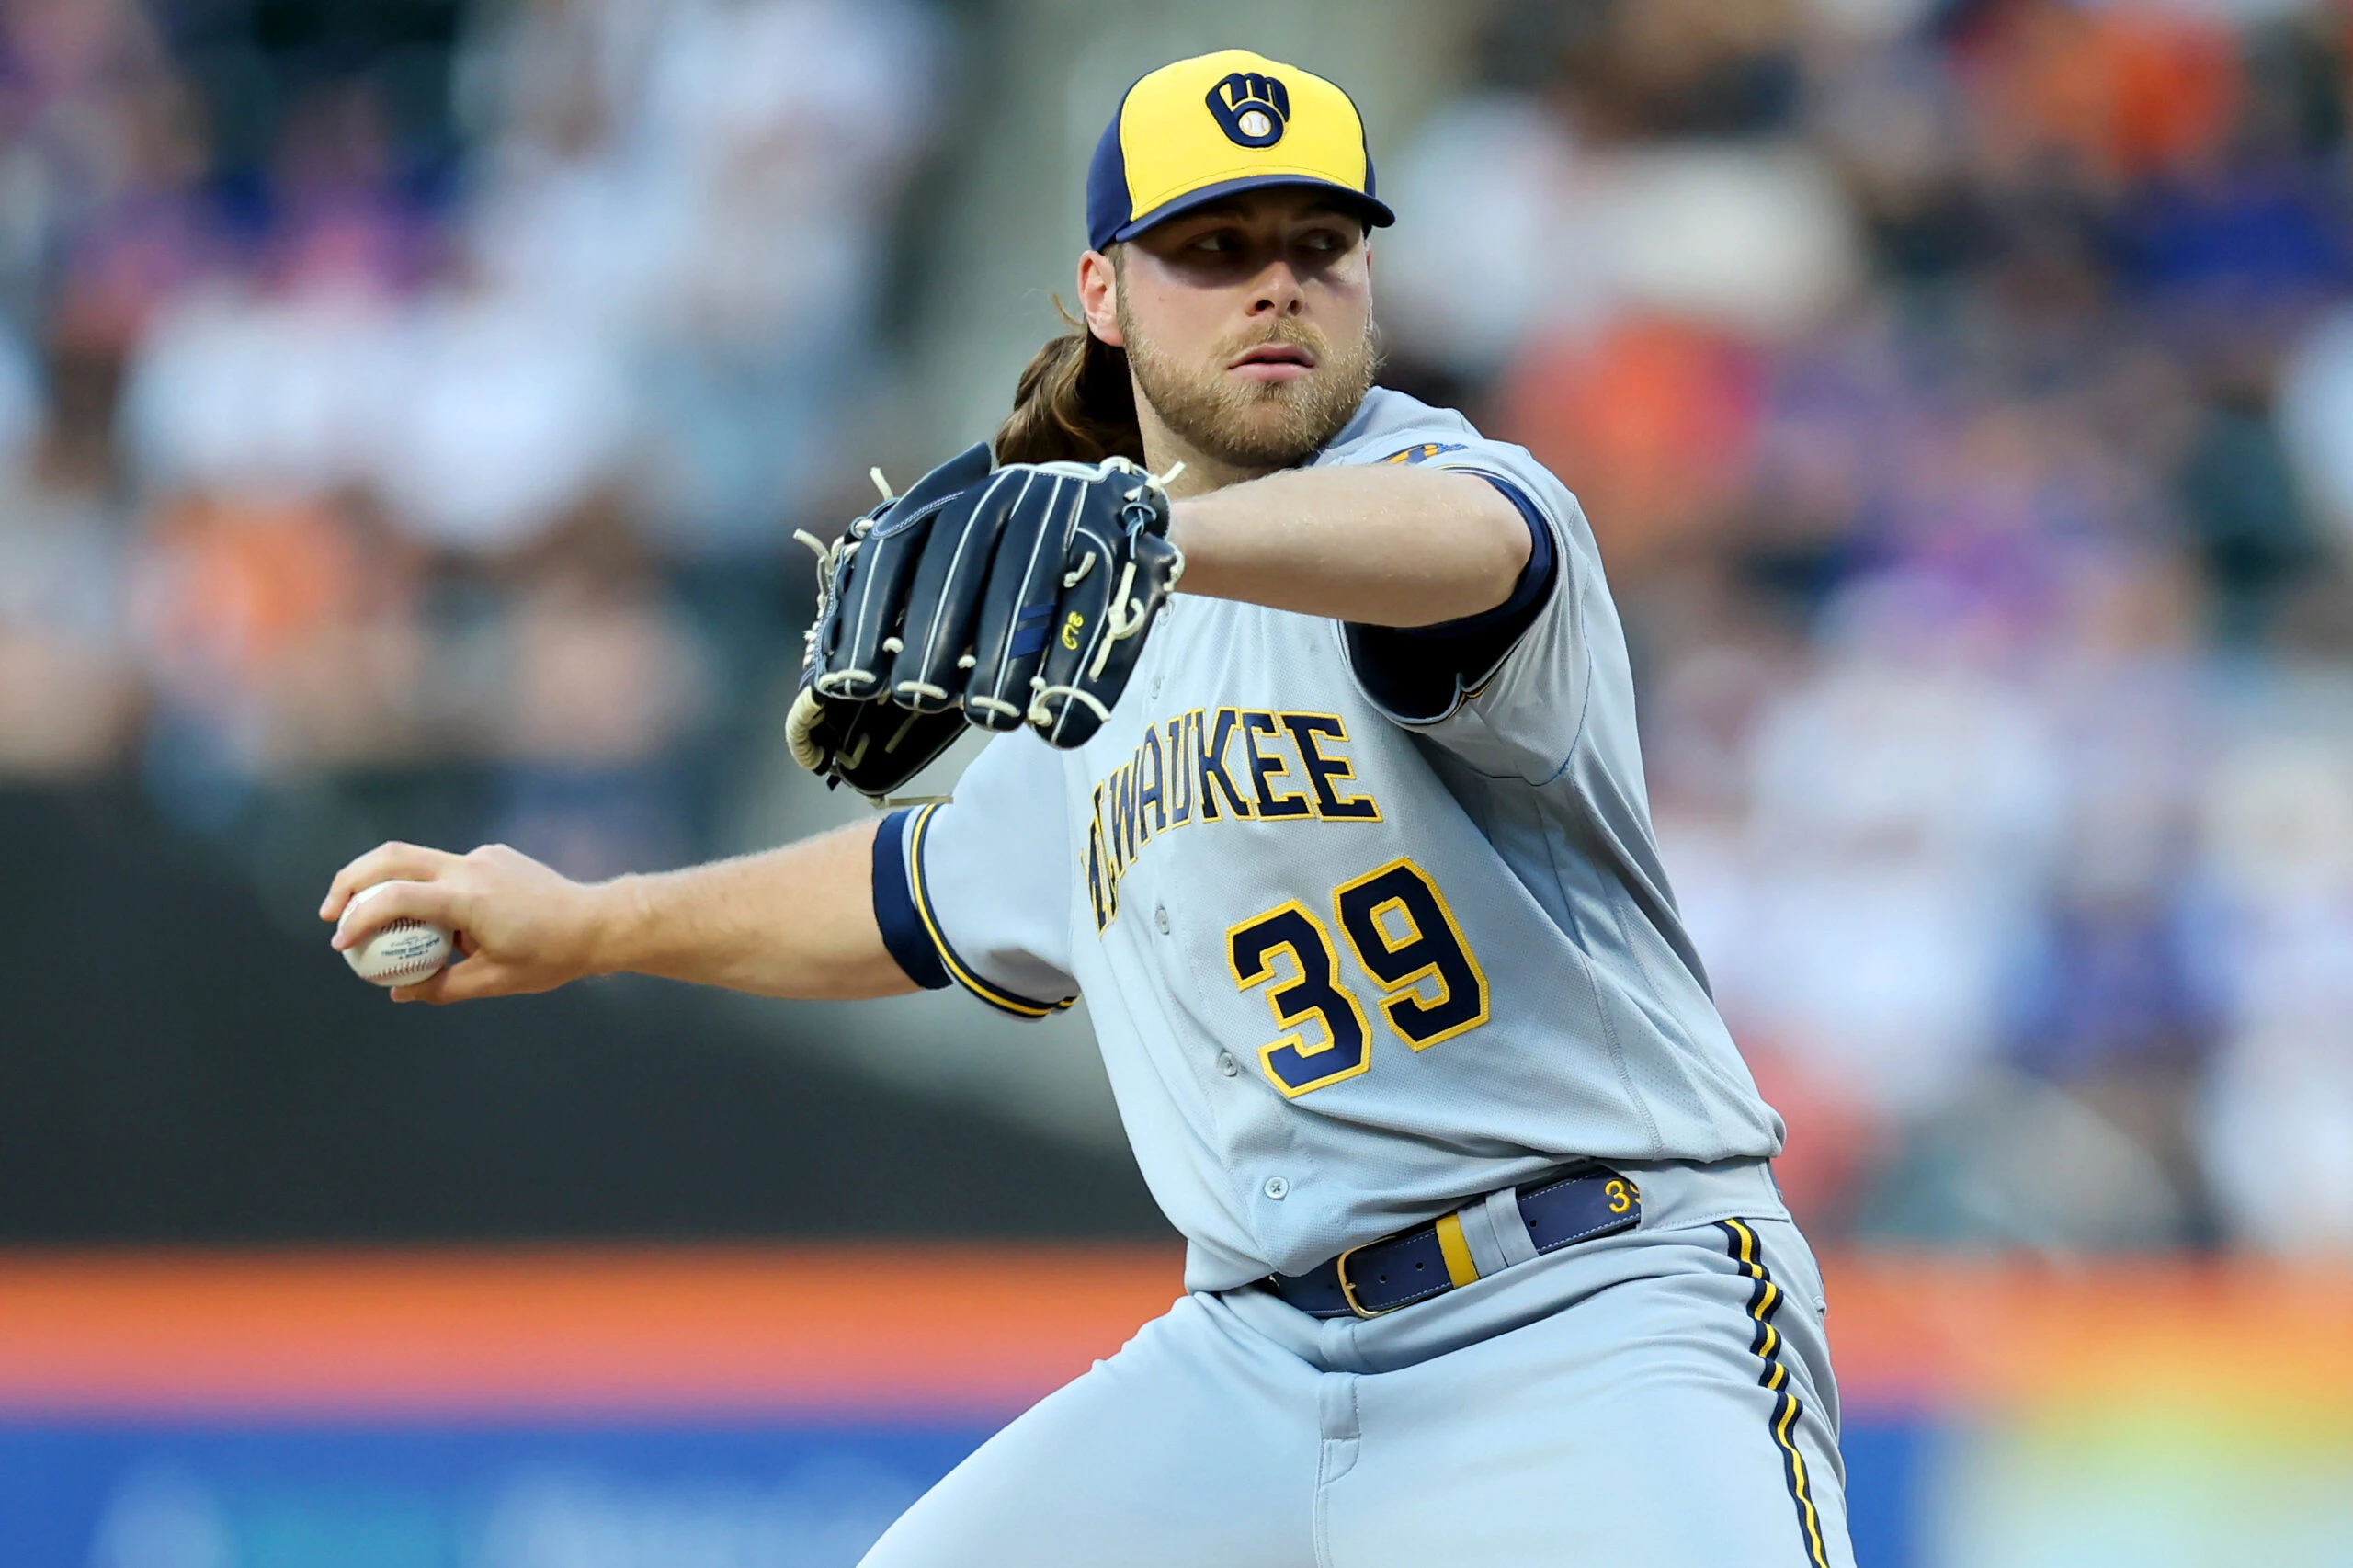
[871,806,950,991]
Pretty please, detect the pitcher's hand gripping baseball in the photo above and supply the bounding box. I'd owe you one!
[323,842,605,1003]
[789,450,1186,799]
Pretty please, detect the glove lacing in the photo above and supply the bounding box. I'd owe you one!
[1028,460,1186,724]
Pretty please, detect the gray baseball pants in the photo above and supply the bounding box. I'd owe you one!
[858,1158,1856,1567]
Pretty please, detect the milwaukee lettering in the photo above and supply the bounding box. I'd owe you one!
[1085,708,1380,931]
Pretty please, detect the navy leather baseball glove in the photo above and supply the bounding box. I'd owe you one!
[790,448,1185,799]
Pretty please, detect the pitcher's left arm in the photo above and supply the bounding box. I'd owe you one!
[1167,464,1533,628]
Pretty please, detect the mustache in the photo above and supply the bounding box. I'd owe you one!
[1220,320,1329,360]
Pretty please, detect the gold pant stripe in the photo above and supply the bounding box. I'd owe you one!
[1720,1219,1832,1568]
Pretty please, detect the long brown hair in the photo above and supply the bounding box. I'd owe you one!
[994,297,1146,466]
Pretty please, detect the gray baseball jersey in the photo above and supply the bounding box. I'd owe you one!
[872,386,1784,1293]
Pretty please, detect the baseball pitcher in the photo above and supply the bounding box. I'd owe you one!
[324,49,1854,1568]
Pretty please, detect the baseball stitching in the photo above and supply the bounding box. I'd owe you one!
[364,919,449,981]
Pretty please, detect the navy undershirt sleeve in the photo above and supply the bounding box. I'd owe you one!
[870,807,950,990]
[1345,475,1558,723]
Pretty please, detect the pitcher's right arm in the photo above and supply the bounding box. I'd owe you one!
[320,821,915,1005]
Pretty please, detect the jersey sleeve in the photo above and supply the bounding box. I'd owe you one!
[1345,476,1556,722]
[1335,436,1596,780]
[869,731,1080,1018]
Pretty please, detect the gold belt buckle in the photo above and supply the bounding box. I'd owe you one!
[1334,1240,1400,1320]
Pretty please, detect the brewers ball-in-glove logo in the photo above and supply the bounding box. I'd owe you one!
[1206,71,1290,148]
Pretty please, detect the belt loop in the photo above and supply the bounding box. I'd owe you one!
[1483,1186,1540,1267]
[1455,1199,1511,1280]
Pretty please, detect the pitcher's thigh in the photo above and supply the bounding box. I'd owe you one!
[858,1294,1323,1568]
[1324,1234,1854,1568]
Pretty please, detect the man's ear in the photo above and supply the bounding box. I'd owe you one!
[1077,249,1124,347]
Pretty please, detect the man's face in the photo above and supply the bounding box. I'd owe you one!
[1089,187,1378,472]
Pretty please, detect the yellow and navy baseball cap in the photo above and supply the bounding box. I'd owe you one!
[1086,50,1395,253]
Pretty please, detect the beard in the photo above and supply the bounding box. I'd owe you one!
[1118,304,1381,471]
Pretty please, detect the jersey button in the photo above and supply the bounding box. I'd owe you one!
[1154,903,1171,934]
[1217,1051,1239,1077]
[1263,1176,1289,1200]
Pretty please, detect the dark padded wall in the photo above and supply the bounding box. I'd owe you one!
[0,788,1168,1241]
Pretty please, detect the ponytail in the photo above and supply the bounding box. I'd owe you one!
[994,299,1145,467]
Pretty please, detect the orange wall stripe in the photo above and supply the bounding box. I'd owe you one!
[0,1249,2347,1424]
[1820,1254,2353,1424]
[0,1245,1186,1419]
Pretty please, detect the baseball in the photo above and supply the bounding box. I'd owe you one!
[342,882,455,987]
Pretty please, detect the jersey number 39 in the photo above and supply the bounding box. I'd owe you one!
[1225,857,1490,1097]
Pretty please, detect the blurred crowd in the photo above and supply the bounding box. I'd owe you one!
[0,0,938,882]
[1381,0,2353,1251]
[5,0,2351,1254]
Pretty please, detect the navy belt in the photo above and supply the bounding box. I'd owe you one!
[1262,1165,1643,1319]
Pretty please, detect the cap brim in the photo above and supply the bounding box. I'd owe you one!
[1110,175,1395,245]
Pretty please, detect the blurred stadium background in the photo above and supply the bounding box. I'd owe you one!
[2,0,2350,1562]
